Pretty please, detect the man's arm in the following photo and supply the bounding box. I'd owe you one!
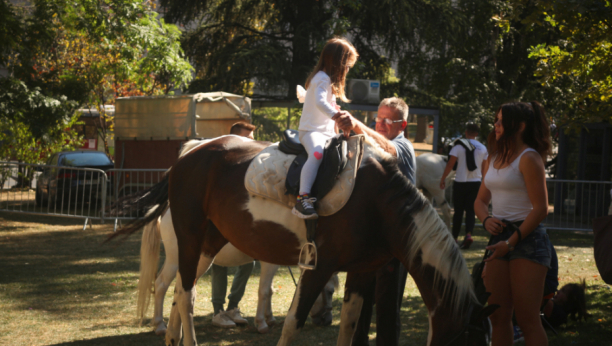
[439,155,457,190]
[332,112,397,156]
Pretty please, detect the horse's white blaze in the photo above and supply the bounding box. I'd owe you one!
[244,195,308,248]
[406,202,475,314]
[337,292,365,346]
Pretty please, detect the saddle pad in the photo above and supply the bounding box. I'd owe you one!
[245,135,365,216]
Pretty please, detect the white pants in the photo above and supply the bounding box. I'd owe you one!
[298,130,334,195]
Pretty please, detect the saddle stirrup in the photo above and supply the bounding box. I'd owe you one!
[298,241,318,270]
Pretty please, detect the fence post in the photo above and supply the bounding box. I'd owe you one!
[100,172,107,224]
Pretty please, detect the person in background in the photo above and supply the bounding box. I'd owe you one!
[211,121,256,328]
[439,122,488,249]
[475,101,552,345]
[334,97,416,346]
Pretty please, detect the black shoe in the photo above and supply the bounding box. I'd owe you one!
[460,235,473,249]
[292,195,318,219]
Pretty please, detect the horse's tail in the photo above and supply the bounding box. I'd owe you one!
[136,210,163,325]
[106,172,169,241]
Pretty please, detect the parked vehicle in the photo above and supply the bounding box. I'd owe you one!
[35,150,114,207]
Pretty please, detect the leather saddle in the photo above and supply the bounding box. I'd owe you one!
[279,129,348,200]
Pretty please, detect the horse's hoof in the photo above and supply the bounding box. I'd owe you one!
[311,312,332,326]
[154,322,168,336]
[266,317,276,326]
[257,325,270,334]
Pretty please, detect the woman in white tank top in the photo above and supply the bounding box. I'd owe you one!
[474,101,552,345]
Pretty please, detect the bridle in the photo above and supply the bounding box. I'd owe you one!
[442,305,491,346]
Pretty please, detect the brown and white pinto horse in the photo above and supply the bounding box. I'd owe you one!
[110,136,496,346]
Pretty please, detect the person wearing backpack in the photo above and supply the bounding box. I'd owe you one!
[440,122,488,249]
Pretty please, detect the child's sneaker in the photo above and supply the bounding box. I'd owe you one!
[292,195,318,219]
[513,325,524,343]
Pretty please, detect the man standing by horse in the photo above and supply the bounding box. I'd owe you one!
[439,122,488,249]
[333,97,415,346]
[210,121,257,328]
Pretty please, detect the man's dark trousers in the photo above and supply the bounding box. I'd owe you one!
[451,181,481,239]
[351,258,409,346]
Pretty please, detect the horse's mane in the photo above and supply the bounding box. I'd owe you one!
[378,157,477,315]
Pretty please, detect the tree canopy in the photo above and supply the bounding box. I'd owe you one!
[1,0,193,148]
[161,0,611,138]
[160,0,465,99]
[520,0,612,127]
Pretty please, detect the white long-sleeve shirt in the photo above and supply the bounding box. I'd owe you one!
[298,71,338,134]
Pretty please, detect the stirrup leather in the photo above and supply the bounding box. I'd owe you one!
[298,241,317,270]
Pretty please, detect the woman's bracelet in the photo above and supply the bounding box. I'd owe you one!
[482,216,492,228]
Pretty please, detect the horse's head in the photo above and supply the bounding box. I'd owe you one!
[309,273,339,326]
[356,143,499,345]
[441,303,498,346]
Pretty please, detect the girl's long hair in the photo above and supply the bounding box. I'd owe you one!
[305,37,358,102]
[487,101,552,164]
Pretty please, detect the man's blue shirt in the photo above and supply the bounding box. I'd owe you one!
[390,132,416,184]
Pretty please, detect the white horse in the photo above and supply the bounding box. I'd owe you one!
[137,206,338,335]
[415,153,453,229]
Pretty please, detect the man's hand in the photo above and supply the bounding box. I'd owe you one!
[332,111,359,137]
[439,178,446,190]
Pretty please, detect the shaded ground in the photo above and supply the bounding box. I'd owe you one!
[1,212,611,345]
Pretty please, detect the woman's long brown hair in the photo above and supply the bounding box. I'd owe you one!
[305,37,358,103]
[487,101,552,165]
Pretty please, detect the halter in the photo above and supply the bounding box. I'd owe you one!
[441,305,491,346]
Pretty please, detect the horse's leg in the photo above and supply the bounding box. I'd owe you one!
[137,214,163,331]
[310,273,339,327]
[337,271,376,346]
[166,255,216,346]
[276,269,335,346]
[166,283,183,345]
[255,262,279,334]
[433,191,452,230]
[154,209,179,335]
[153,254,178,335]
[168,218,227,346]
[165,253,212,342]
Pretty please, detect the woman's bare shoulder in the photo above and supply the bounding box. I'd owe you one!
[519,149,545,171]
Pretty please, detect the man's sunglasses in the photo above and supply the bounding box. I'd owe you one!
[375,117,404,125]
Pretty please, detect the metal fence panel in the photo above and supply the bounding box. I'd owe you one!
[2,161,611,232]
[0,162,167,228]
[544,179,612,231]
[0,162,107,221]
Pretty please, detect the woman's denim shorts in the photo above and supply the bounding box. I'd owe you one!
[489,222,552,268]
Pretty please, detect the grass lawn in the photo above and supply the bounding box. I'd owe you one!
[1,212,611,345]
